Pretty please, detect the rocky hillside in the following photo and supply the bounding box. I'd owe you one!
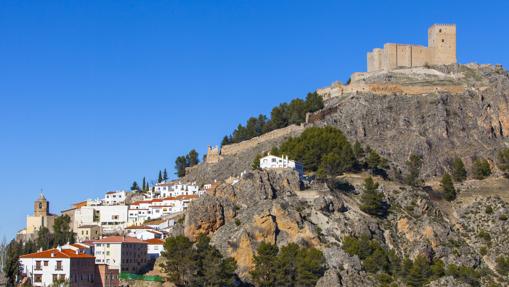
[311,64,509,178]
[166,64,509,286]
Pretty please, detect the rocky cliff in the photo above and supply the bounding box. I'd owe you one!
[312,64,509,178]
[170,64,509,286]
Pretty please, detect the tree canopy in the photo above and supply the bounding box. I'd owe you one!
[222,92,324,145]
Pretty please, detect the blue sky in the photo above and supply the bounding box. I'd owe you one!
[1,0,508,240]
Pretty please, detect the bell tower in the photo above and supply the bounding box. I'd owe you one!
[34,193,49,216]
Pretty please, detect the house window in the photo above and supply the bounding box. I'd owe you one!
[34,275,42,283]
[53,274,58,282]
[56,261,63,271]
[59,275,65,281]
[35,261,42,270]
[43,261,49,266]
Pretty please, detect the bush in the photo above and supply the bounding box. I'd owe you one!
[478,230,491,242]
[495,256,509,276]
[404,154,423,187]
[276,127,356,176]
[496,148,509,173]
[441,173,456,201]
[251,242,325,287]
[472,158,491,180]
[451,157,467,182]
[360,177,387,217]
[445,264,481,286]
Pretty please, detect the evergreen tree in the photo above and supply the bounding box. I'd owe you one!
[158,171,163,183]
[36,227,53,250]
[404,154,423,187]
[275,243,325,287]
[252,153,262,170]
[53,215,75,246]
[142,177,147,192]
[186,149,200,167]
[451,157,467,182]
[163,168,168,181]
[472,158,491,180]
[175,156,187,178]
[221,135,231,146]
[360,177,386,217]
[130,181,140,191]
[3,240,21,287]
[251,242,279,287]
[353,140,364,159]
[441,173,456,201]
[161,236,196,286]
[406,255,432,287]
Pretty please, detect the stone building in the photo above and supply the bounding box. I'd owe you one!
[18,194,57,240]
[367,24,456,72]
[206,145,222,164]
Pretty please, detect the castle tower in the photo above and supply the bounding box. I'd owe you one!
[34,193,49,216]
[428,24,457,65]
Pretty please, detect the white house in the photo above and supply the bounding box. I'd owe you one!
[74,205,128,235]
[154,181,201,198]
[93,236,148,274]
[125,226,164,240]
[128,195,199,225]
[19,246,96,287]
[102,190,127,206]
[260,154,304,176]
[144,238,165,260]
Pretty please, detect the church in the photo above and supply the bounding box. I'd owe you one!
[17,194,56,240]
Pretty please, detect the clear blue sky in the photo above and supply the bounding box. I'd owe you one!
[1,0,508,240]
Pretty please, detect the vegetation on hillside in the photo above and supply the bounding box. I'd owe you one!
[451,157,467,182]
[175,149,200,178]
[472,158,491,180]
[360,177,388,218]
[250,242,325,287]
[441,173,457,201]
[160,235,237,287]
[221,92,323,145]
[342,235,485,287]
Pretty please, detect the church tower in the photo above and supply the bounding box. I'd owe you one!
[34,193,49,216]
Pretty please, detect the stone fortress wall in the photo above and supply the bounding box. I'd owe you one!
[205,124,305,164]
[367,24,456,72]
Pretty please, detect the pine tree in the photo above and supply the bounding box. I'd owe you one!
[158,171,163,183]
[3,240,21,286]
[142,177,147,192]
[496,148,509,173]
[360,177,386,217]
[451,157,467,182]
[404,154,423,187]
[53,215,75,246]
[186,149,200,167]
[441,173,456,201]
[353,140,365,159]
[251,242,279,287]
[175,156,187,178]
[131,181,140,191]
[163,168,168,181]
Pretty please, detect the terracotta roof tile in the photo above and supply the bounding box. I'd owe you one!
[94,236,147,244]
[144,238,164,245]
[20,248,95,259]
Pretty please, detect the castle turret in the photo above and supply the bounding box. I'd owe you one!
[34,193,49,216]
[428,24,457,65]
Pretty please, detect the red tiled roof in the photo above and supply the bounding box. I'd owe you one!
[94,236,147,244]
[144,238,164,245]
[20,248,95,259]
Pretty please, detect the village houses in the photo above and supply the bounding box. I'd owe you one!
[260,154,304,177]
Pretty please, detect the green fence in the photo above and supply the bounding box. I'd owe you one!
[119,272,164,282]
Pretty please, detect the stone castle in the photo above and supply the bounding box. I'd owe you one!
[367,24,456,72]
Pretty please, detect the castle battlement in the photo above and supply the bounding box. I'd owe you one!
[367,24,456,72]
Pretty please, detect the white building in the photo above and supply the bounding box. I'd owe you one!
[19,246,96,287]
[125,226,164,240]
[128,195,198,225]
[154,181,201,198]
[260,154,304,176]
[144,238,164,260]
[74,205,128,235]
[93,236,148,274]
[102,190,127,206]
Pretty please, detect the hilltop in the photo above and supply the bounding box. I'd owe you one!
[169,63,509,286]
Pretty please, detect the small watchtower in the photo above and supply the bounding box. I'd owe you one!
[428,24,457,65]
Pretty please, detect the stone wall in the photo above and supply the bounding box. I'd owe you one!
[221,124,305,156]
[206,145,222,164]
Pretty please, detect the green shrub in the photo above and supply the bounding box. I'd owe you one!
[495,256,509,276]
[441,173,456,201]
[472,158,491,180]
[451,157,467,182]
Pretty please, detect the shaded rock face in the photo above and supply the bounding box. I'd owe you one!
[311,64,509,177]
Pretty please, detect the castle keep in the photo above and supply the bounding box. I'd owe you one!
[367,24,456,72]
